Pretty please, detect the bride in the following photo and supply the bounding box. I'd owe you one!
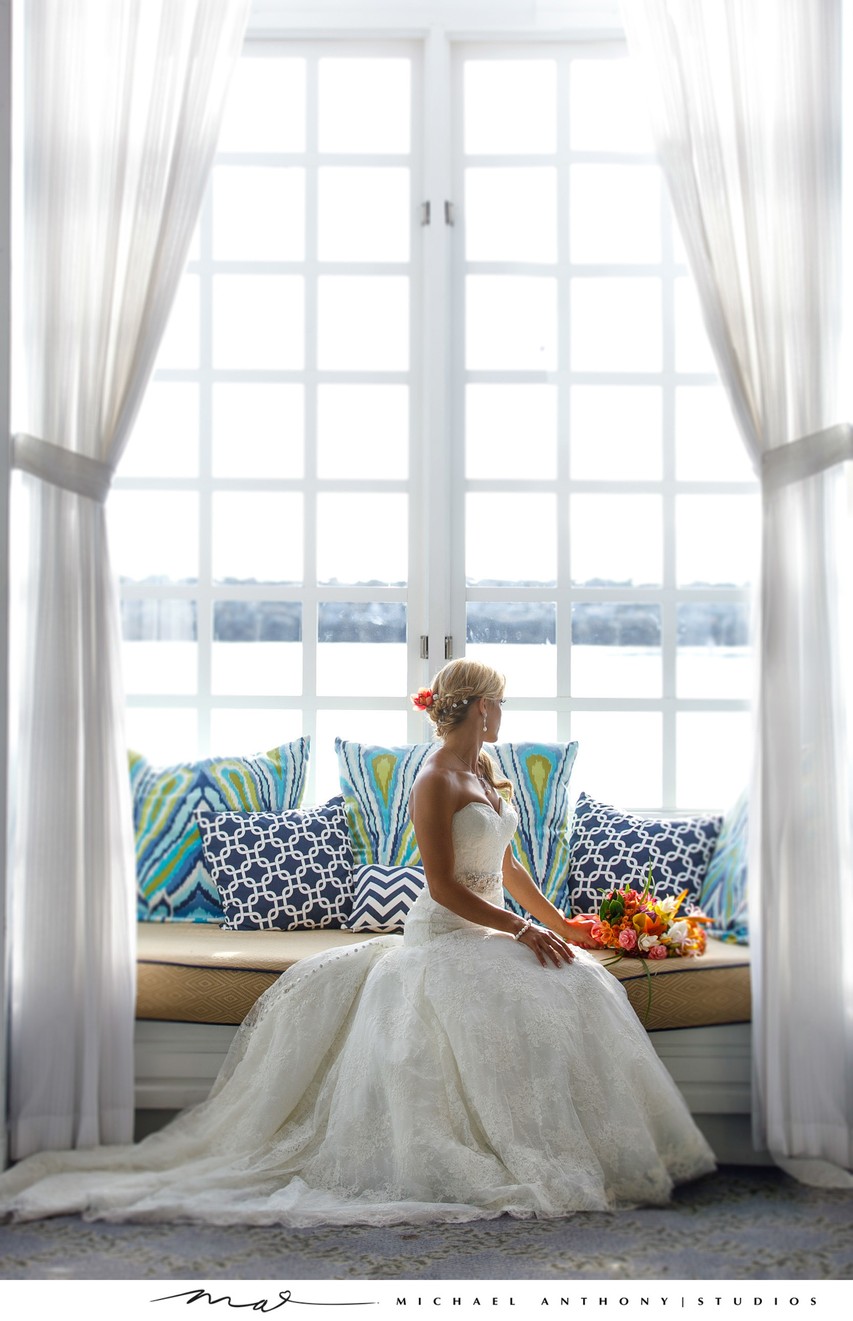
[0,659,715,1225]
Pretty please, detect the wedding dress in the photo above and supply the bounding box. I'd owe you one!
[0,799,715,1225]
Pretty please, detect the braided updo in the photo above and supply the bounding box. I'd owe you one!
[411,658,512,795]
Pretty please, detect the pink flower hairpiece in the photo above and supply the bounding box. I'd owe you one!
[411,688,435,712]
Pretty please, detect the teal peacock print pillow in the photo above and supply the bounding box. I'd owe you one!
[335,738,432,868]
[698,788,749,944]
[487,741,579,917]
[131,738,310,922]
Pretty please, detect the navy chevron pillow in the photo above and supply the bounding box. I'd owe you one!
[346,864,426,933]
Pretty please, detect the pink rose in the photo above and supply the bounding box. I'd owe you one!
[647,943,668,960]
[590,922,605,944]
[618,928,638,951]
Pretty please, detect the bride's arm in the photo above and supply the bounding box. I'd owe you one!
[501,849,601,950]
[409,775,575,967]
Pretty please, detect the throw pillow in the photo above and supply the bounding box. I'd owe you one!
[346,864,427,933]
[698,788,749,943]
[563,791,723,916]
[335,738,432,868]
[487,741,579,916]
[196,797,354,932]
[130,738,309,922]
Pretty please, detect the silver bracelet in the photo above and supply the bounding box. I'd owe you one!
[513,919,532,941]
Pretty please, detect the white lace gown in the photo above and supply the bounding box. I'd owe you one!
[0,799,715,1225]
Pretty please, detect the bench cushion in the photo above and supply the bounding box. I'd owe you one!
[136,922,750,1031]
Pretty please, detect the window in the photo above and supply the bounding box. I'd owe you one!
[112,26,758,812]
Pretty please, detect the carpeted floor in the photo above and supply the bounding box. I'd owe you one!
[0,1165,851,1281]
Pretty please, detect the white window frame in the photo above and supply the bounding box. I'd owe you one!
[114,7,757,812]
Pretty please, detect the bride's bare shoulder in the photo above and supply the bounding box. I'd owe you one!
[409,754,460,820]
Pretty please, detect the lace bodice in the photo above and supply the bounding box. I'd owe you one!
[451,798,518,902]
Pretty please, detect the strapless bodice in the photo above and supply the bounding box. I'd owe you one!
[403,796,518,948]
[450,797,518,903]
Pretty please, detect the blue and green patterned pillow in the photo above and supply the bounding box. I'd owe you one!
[130,738,309,922]
[335,738,431,868]
[335,737,578,920]
[488,741,579,917]
[698,788,749,943]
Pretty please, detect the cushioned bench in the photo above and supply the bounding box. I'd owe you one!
[133,923,764,1163]
[136,922,750,1032]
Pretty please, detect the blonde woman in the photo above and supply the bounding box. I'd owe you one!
[0,658,714,1227]
[409,657,600,967]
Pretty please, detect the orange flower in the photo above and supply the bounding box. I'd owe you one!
[633,911,665,937]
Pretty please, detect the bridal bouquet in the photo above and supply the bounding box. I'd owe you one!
[583,867,710,1023]
[590,867,710,963]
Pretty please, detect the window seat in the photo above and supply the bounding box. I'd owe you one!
[135,921,750,1032]
[133,922,765,1164]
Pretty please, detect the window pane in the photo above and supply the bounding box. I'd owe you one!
[317,603,407,697]
[318,168,410,262]
[465,168,557,263]
[490,710,558,743]
[677,711,751,808]
[466,602,557,696]
[319,59,410,154]
[675,276,717,374]
[213,167,305,262]
[212,493,303,585]
[571,495,663,587]
[209,709,305,759]
[121,600,197,696]
[571,278,662,372]
[212,602,302,697]
[126,707,198,764]
[570,386,662,481]
[676,494,759,587]
[315,710,409,806]
[213,275,304,370]
[217,57,306,153]
[572,604,661,698]
[570,164,661,264]
[318,276,409,371]
[467,494,556,587]
[464,60,556,155]
[317,385,408,480]
[154,274,199,370]
[466,276,557,371]
[120,383,198,479]
[677,603,751,699]
[212,384,304,480]
[466,384,556,480]
[317,494,407,586]
[109,492,198,584]
[676,386,754,482]
[569,712,663,809]
[570,59,654,154]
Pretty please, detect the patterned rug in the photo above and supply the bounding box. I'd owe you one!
[0,1165,851,1282]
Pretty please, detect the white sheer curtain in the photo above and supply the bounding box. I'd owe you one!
[8,0,250,1161]
[621,0,853,1186]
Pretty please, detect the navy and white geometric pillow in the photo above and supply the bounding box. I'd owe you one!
[346,864,426,933]
[563,791,723,916]
[196,796,354,932]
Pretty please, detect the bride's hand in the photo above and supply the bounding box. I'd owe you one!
[517,924,576,968]
[561,914,602,950]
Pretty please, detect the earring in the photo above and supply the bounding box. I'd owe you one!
[483,717,488,732]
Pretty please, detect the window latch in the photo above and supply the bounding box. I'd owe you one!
[444,201,455,226]
[420,201,431,226]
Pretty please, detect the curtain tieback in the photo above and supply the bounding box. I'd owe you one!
[11,433,114,503]
[762,423,853,492]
